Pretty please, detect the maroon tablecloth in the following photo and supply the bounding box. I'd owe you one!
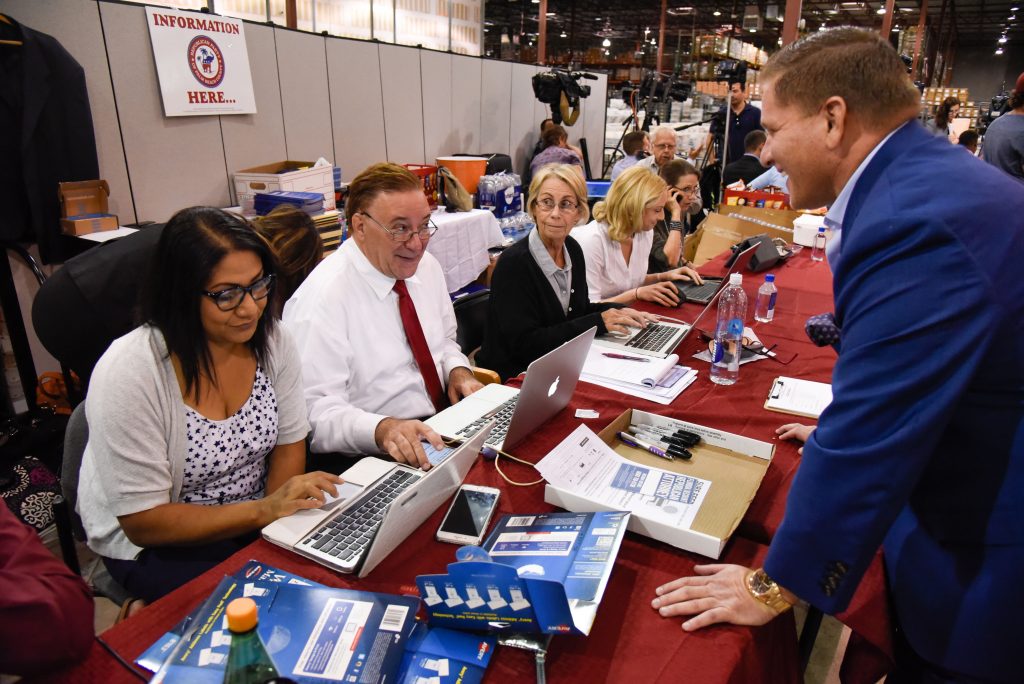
[38,248,890,683]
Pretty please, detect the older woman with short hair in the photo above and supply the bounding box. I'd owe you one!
[476,165,650,381]
[572,165,702,307]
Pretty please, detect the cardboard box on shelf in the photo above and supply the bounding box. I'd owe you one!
[59,180,119,236]
[233,160,335,214]
[543,409,774,558]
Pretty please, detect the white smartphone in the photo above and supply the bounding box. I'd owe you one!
[435,484,501,545]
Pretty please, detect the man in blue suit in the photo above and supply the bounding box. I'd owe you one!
[649,28,1024,682]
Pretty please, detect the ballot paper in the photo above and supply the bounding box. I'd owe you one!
[536,424,710,532]
[581,367,698,405]
[581,348,681,387]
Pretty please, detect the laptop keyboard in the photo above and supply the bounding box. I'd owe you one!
[680,281,720,301]
[625,323,680,352]
[299,469,422,570]
[456,396,518,446]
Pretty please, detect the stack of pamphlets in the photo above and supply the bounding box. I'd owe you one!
[253,190,324,216]
[580,346,698,404]
[313,209,343,257]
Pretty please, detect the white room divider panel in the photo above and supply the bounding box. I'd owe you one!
[274,29,334,162]
[450,55,482,154]
[220,22,288,179]
[378,44,427,165]
[326,38,387,181]
[580,74,608,179]
[100,1,231,221]
[420,50,455,165]
[479,60,513,155]
[3,0,135,223]
[508,63,541,178]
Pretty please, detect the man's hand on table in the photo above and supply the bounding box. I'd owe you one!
[652,564,791,630]
[447,366,484,404]
[375,418,445,470]
[776,423,816,455]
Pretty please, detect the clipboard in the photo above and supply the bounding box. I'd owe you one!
[763,376,832,419]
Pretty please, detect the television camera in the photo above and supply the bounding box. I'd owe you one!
[532,69,597,126]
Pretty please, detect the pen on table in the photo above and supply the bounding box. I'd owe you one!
[602,352,650,362]
[630,426,693,450]
[618,431,674,461]
[629,423,702,447]
[628,427,695,459]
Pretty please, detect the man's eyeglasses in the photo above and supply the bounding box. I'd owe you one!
[535,197,579,213]
[360,212,438,242]
[203,273,275,312]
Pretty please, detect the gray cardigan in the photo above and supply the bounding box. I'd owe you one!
[77,324,310,560]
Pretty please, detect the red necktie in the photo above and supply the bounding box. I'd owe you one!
[393,280,446,412]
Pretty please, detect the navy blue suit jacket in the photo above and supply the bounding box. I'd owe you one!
[764,121,1024,681]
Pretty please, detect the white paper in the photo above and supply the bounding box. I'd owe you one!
[580,367,698,405]
[582,347,679,387]
[765,377,832,418]
[537,425,710,531]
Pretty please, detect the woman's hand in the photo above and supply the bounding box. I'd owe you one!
[651,564,779,631]
[776,423,815,455]
[662,265,704,285]
[636,282,681,307]
[665,191,684,221]
[262,471,344,521]
[601,307,656,335]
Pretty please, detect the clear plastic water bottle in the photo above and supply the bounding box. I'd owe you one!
[710,273,747,386]
[754,274,777,323]
[811,227,827,262]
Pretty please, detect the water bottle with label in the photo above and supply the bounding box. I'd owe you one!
[710,273,747,386]
[811,227,827,262]
[754,274,777,323]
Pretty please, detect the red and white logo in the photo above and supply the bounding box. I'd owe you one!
[187,35,225,88]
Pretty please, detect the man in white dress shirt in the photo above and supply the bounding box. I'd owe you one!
[284,163,482,470]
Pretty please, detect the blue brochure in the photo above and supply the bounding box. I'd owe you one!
[149,562,418,684]
[397,624,497,684]
[416,511,629,636]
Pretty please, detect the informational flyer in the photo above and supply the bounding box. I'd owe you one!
[536,424,711,531]
[145,6,257,116]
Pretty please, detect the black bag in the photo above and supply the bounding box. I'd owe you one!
[726,233,792,272]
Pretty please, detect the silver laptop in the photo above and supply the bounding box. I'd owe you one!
[262,422,492,578]
[425,326,597,452]
[674,243,758,304]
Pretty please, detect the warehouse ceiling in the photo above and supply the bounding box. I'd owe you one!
[483,0,1019,55]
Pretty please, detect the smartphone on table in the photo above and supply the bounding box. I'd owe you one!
[435,484,501,546]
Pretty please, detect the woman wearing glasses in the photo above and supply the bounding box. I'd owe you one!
[477,165,651,381]
[77,207,341,603]
[649,160,702,274]
[572,165,703,308]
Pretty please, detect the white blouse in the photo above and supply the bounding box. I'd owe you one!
[571,220,654,302]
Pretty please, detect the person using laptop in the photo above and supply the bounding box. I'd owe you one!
[476,164,653,381]
[648,159,702,275]
[283,163,483,471]
[572,165,703,308]
[77,207,342,603]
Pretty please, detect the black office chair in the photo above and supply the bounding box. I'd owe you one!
[452,289,499,385]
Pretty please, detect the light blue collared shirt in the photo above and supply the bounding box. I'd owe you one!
[822,122,907,270]
[748,166,789,193]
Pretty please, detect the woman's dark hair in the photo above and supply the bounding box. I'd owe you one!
[659,159,701,187]
[934,96,960,129]
[541,124,567,149]
[141,206,278,397]
[251,205,322,306]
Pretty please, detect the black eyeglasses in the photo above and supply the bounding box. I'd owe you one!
[359,212,438,242]
[203,273,276,311]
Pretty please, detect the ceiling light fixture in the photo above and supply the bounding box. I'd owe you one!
[995,47,1004,55]
[713,10,721,16]
[999,36,1008,43]
[560,31,566,37]
[602,37,611,47]
[876,7,886,14]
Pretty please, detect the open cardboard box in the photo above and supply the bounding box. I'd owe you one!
[543,409,774,558]
[59,180,119,236]
[233,160,336,214]
[687,210,795,267]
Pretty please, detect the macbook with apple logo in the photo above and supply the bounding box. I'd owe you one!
[425,327,597,452]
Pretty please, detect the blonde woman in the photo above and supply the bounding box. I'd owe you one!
[572,165,702,307]
[477,165,650,380]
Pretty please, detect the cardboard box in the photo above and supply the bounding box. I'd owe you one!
[543,409,774,558]
[233,160,335,214]
[59,180,119,236]
[687,211,795,266]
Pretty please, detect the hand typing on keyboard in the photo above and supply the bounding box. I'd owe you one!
[374,417,446,471]
[601,307,656,336]
[263,471,344,521]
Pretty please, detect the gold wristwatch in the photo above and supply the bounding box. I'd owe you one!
[746,568,794,614]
